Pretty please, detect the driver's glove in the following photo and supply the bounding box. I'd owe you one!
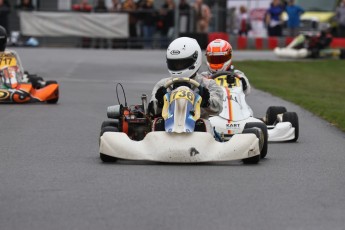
[199,87,210,108]
[155,87,167,108]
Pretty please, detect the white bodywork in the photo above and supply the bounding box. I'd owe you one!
[274,47,309,59]
[209,81,296,142]
[99,131,260,163]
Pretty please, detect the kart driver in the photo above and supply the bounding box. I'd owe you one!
[149,37,224,122]
[0,26,46,89]
[201,38,254,117]
[203,38,251,96]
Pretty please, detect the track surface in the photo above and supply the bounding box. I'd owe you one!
[1,48,345,230]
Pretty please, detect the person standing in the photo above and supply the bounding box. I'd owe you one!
[72,0,93,48]
[265,0,284,37]
[285,0,304,37]
[237,5,250,36]
[179,0,191,33]
[193,0,211,33]
[140,0,158,49]
[94,0,108,49]
[0,0,10,33]
[16,0,34,11]
[122,0,138,38]
[336,0,345,37]
[109,0,122,12]
[159,0,175,47]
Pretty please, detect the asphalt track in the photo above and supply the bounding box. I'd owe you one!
[1,48,345,230]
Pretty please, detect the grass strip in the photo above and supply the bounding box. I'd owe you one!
[236,60,345,131]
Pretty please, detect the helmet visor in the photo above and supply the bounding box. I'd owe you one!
[167,51,198,71]
[206,52,232,64]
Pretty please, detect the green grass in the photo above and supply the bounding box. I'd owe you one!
[236,60,345,131]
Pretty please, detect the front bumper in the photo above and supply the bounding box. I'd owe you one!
[99,131,260,163]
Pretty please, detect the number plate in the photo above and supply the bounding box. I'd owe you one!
[170,89,195,104]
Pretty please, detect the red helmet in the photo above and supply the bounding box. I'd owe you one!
[206,39,232,73]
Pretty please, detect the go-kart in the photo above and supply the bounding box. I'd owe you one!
[99,78,262,164]
[209,71,299,158]
[274,32,345,59]
[0,52,59,104]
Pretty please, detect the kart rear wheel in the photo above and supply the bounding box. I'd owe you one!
[266,106,287,125]
[46,81,59,104]
[283,112,299,142]
[242,128,261,164]
[100,126,119,162]
[101,120,119,130]
[244,122,268,158]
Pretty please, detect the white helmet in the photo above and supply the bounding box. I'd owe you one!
[166,37,202,78]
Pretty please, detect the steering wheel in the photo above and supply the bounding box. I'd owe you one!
[209,70,236,80]
[164,77,200,90]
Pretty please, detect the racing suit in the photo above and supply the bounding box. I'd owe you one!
[201,66,253,115]
[201,66,251,95]
[149,73,224,119]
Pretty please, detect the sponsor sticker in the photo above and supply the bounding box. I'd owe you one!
[170,50,180,55]
[0,90,10,100]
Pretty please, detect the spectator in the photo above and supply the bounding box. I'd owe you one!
[285,0,304,37]
[265,0,284,36]
[122,0,138,38]
[0,0,10,33]
[159,0,175,47]
[16,0,34,11]
[109,0,123,49]
[94,0,108,49]
[336,0,345,37]
[237,5,250,36]
[72,0,92,48]
[193,0,211,33]
[110,0,122,12]
[140,0,158,49]
[179,0,191,33]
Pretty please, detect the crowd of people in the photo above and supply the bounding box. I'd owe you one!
[2,0,345,49]
[235,0,345,38]
[70,0,211,48]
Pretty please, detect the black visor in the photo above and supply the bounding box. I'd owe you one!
[167,51,198,71]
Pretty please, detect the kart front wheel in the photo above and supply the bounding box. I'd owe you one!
[283,112,299,142]
[242,128,261,165]
[99,126,119,162]
[266,106,287,125]
[46,81,59,104]
[244,122,268,159]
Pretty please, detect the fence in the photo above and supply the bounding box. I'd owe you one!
[6,1,345,49]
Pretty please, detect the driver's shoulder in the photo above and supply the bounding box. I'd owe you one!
[234,69,244,75]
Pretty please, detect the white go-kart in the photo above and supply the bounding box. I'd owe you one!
[99,78,263,164]
[209,71,299,159]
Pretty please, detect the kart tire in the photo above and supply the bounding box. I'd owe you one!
[101,120,119,130]
[244,122,268,158]
[340,49,345,59]
[266,106,287,125]
[100,126,119,162]
[310,48,320,59]
[283,112,299,142]
[46,81,59,104]
[242,128,261,164]
[27,74,44,88]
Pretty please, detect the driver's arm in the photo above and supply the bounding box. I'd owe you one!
[200,77,224,116]
[148,77,170,116]
[234,70,251,95]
